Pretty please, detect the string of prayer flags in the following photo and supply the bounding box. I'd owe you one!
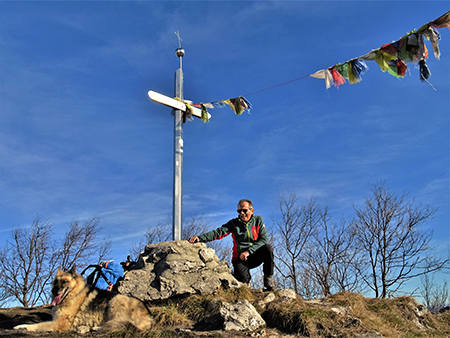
[425,11,450,29]
[222,97,252,115]
[192,96,252,121]
[164,12,448,123]
[310,11,449,89]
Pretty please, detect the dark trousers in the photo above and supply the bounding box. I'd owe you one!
[232,244,274,284]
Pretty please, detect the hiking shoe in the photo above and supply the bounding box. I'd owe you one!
[263,275,275,292]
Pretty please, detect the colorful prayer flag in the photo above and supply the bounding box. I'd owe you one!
[310,11,449,89]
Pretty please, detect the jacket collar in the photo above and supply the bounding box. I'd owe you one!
[238,214,254,225]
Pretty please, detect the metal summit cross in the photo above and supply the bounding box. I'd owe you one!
[147,33,211,241]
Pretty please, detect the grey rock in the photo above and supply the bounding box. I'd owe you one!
[220,299,266,331]
[199,248,217,263]
[117,241,240,301]
[276,289,297,302]
[414,304,428,317]
[331,306,351,315]
[258,292,276,308]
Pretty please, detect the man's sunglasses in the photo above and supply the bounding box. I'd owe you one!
[237,209,249,213]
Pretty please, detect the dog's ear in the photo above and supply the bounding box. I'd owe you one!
[69,264,77,276]
[56,266,63,275]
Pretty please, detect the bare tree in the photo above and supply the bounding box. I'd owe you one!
[331,249,366,294]
[138,212,211,247]
[352,182,448,298]
[0,216,56,307]
[0,215,110,307]
[181,213,210,241]
[296,266,322,299]
[431,280,449,312]
[0,244,18,307]
[304,214,362,297]
[58,217,111,270]
[273,193,321,296]
[129,218,171,260]
[420,274,449,312]
[0,264,13,307]
[420,273,434,311]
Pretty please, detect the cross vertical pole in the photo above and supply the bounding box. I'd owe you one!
[172,47,185,241]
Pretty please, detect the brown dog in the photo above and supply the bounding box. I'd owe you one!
[14,265,153,332]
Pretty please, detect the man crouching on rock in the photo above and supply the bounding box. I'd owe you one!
[189,199,275,291]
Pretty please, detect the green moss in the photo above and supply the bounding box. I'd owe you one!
[301,308,327,318]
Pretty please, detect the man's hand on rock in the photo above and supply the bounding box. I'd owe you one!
[189,235,199,243]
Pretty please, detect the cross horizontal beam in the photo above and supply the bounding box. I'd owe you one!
[148,90,211,120]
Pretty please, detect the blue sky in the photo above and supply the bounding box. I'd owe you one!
[1,1,449,294]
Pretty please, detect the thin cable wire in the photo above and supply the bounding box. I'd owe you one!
[244,74,311,97]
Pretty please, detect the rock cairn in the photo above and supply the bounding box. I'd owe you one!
[117,240,240,301]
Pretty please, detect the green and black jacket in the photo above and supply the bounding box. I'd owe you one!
[198,215,269,262]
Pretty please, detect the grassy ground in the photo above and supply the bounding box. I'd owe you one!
[1,289,449,337]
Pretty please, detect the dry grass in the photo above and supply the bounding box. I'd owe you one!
[2,289,449,338]
[149,304,191,330]
[261,291,450,338]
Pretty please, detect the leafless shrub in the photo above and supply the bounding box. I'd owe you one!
[352,182,448,298]
[58,217,111,270]
[303,215,363,297]
[0,215,109,307]
[420,273,449,312]
[272,193,321,296]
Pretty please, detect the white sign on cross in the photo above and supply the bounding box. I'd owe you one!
[148,90,211,120]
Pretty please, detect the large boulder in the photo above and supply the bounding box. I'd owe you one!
[117,241,240,301]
